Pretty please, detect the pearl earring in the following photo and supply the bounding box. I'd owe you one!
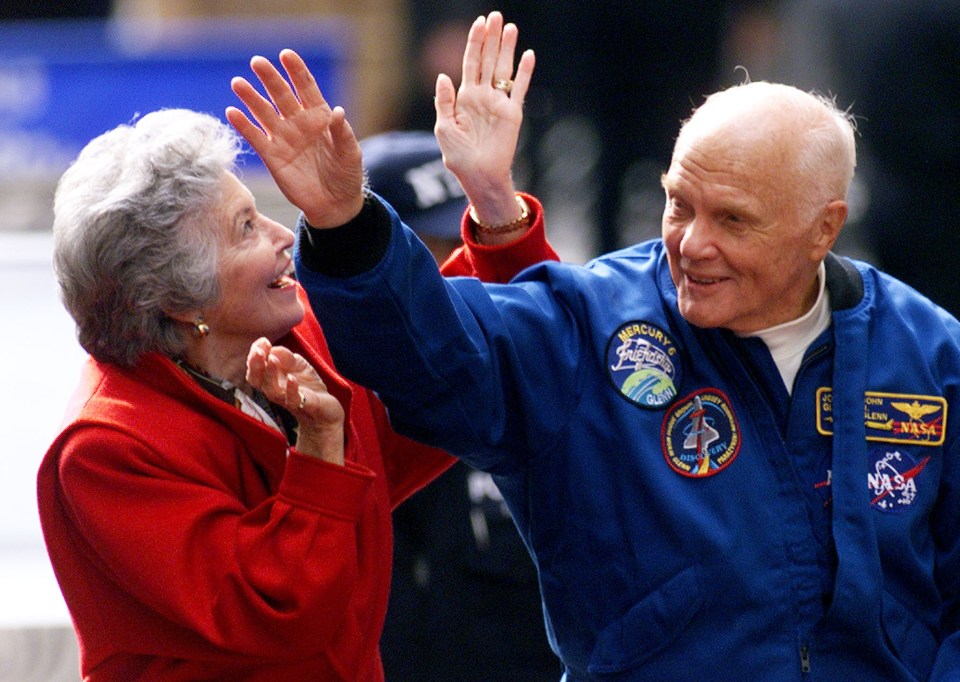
[193,316,210,338]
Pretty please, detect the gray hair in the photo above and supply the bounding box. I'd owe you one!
[679,81,858,221]
[53,109,244,365]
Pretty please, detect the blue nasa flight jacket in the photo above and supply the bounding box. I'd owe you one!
[296,196,960,681]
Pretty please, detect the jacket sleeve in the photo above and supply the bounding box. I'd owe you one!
[363,389,457,509]
[439,193,560,280]
[361,191,557,501]
[50,423,374,659]
[295,196,586,473]
[294,285,455,510]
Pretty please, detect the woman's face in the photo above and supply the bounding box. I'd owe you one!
[201,172,304,351]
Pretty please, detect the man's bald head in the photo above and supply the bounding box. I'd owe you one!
[675,82,857,221]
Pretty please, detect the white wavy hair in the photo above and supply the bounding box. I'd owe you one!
[53,109,244,365]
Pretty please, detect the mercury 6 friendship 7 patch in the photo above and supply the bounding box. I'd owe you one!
[661,388,741,477]
[816,388,947,446]
[606,321,681,410]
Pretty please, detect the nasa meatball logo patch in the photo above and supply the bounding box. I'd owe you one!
[868,447,930,513]
[606,321,681,410]
[662,388,741,477]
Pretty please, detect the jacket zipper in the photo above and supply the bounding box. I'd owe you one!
[800,644,811,673]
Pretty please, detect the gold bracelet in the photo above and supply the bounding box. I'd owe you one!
[469,195,531,235]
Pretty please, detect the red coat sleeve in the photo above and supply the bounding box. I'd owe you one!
[439,193,560,281]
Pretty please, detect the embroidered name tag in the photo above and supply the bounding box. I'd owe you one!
[816,388,947,446]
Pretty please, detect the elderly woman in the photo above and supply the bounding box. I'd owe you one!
[38,13,551,681]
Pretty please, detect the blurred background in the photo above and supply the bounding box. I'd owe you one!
[0,1,956,680]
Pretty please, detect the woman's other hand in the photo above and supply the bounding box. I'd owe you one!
[246,337,345,465]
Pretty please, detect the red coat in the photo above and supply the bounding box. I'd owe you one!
[37,197,555,681]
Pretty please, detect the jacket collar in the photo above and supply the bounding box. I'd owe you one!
[823,252,865,312]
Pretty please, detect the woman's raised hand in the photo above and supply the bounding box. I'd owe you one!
[434,12,535,228]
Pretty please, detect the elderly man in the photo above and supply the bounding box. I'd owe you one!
[233,31,960,681]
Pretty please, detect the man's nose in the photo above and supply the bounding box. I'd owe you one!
[678,218,718,260]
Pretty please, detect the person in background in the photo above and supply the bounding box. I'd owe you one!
[360,131,465,263]
[399,3,484,133]
[37,14,553,680]
[256,12,960,677]
[362,129,559,680]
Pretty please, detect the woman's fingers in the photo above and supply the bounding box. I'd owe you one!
[460,15,487,86]
[508,49,536,108]
[460,12,531,104]
[479,12,505,86]
[492,22,519,84]
[434,73,457,127]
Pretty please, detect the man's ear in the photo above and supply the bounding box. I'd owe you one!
[811,199,847,260]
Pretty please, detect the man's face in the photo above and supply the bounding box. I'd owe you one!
[661,125,829,335]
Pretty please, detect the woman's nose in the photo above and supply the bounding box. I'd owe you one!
[268,218,295,249]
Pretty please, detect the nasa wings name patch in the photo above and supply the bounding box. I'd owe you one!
[606,321,681,410]
[662,388,741,478]
[816,388,946,446]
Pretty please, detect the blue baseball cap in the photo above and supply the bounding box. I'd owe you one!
[360,130,467,240]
